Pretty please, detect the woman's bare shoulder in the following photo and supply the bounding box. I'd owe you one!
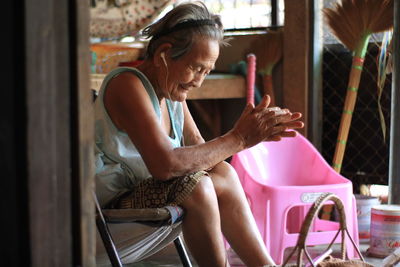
[104,70,157,130]
[106,71,145,94]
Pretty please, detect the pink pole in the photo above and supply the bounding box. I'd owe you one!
[246,53,256,105]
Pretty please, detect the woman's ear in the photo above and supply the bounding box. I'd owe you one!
[154,43,172,67]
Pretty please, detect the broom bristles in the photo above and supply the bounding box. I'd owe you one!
[265,30,283,64]
[262,28,283,69]
[323,0,393,51]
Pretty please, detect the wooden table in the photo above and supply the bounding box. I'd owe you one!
[90,73,246,100]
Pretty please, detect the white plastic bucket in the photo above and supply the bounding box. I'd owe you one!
[369,204,400,257]
[355,194,380,239]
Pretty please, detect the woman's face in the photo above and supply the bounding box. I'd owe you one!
[163,37,220,102]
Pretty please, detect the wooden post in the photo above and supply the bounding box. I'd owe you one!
[283,0,310,136]
[389,0,400,204]
[3,1,93,265]
[71,0,96,265]
[25,0,94,265]
[308,0,323,149]
[25,0,73,265]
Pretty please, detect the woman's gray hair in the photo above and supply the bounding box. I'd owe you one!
[142,1,228,59]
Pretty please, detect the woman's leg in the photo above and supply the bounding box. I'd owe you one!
[180,176,229,267]
[209,161,276,266]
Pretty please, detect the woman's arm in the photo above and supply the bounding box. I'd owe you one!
[105,73,241,179]
[172,96,303,177]
[105,73,303,180]
[181,101,205,146]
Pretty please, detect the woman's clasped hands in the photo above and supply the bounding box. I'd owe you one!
[232,94,304,149]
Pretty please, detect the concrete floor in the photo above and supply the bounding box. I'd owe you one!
[126,237,395,266]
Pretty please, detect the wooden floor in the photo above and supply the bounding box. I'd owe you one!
[126,238,392,266]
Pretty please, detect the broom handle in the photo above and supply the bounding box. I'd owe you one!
[325,58,364,217]
[247,54,256,105]
[332,56,365,173]
[262,74,275,106]
[332,34,370,173]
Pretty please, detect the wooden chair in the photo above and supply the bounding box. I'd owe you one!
[94,192,192,267]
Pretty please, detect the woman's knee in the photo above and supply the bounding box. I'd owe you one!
[209,161,241,195]
[212,161,239,181]
[182,175,218,209]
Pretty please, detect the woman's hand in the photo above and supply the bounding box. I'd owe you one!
[231,95,304,149]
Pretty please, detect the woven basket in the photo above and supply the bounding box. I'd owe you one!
[278,193,372,267]
[90,42,144,73]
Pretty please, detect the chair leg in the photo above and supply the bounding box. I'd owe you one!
[94,192,123,267]
[96,215,123,267]
[174,236,192,267]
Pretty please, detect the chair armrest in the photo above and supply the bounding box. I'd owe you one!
[102,206,184,225]
[102,208,170,222]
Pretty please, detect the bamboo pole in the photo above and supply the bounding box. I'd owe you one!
[332,34,370,172]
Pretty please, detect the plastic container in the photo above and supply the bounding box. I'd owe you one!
[369,204,400,257]
[355,194,380,239]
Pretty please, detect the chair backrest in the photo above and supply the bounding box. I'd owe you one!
[232,133,350,187]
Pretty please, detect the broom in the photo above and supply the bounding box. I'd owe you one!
[258,28,283,106]
[323,0,393,173]
[320,0,393,221]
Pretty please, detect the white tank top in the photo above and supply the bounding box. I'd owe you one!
[94,67,184,206]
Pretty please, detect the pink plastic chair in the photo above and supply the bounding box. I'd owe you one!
[230,132,359,264]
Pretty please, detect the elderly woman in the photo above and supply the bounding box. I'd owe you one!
[95,2,303,266]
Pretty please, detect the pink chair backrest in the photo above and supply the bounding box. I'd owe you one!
[235,134,349,186]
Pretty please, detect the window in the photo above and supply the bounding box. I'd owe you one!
[175,0,284,30]
[118,0,284,43]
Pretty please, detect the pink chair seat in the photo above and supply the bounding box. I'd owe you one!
[230,132,359,264]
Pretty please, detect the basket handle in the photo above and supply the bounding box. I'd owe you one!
[282,193,364,267]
